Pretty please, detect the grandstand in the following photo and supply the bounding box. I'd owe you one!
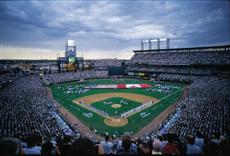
[129,45,230,82]
[0,44,230,155]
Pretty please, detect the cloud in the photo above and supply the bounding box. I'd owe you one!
[1,46,62,60]
[0,0,229,59]
[1,45,134,60]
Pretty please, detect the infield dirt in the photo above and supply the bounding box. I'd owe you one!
[73,92,160,104]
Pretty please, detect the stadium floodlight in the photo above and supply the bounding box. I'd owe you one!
[142,40,150,43]
[158,38,170,49]
[159,38,168,41]
[141,38,161,50]
[141,40,150,50]
[141,38,170,50]
[149,38,160,50]
[149,38,159,42]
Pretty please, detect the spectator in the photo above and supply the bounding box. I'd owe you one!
[186,135,202,155]
[41,141,61,156]
[195,130,204,149]
[137,141,151,155]
[116,132,137,154]
[22,134,42,155]
[57,135,72,155]
[159,134,168,151]
[100,135,114,154]
[68,137,103,155]
[152,138,162,155]
[162,134,180,155]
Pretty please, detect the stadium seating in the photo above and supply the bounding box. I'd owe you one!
[0,76,79,140]
[131,49,230,65]
[1,45,230,155]
[44,70,108,84]
[93,59,123,67]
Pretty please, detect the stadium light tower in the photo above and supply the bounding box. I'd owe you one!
[141,40,144,50]
[141,38,170,50]
[141,38,160,50]
[158,38,170,49]
[141,40,150,50]
[149,38,160,50]
[166,38,170,49]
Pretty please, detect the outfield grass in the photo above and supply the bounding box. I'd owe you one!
[50,78,185,136]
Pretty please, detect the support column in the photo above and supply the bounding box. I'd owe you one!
[149,39,152,50]
[157,38,160,50]
[166,38,170,49]
[141,40,144,50]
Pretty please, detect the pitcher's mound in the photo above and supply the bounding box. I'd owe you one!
[111,104,122,108]
[104,117,128,127]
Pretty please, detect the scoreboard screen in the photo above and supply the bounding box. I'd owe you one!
[68,57,76,64]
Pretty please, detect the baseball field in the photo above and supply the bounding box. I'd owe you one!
[50,78,185,136]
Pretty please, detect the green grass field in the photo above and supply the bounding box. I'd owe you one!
[50,78,185,136]
[91,97,141,116]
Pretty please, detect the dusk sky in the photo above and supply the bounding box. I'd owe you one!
[0,0,229,60]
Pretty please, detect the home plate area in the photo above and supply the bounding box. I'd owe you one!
[104,117,128,127]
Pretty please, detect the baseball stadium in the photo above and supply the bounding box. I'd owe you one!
[50,78,185,136]
[1,0,230,155]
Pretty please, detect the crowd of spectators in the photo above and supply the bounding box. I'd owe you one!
[131,50,230,65]
[93,59,123,68]
[128,66,212,76]
[44,70,108,84]
[1,130,229,155]
[0,72,22,90]
[158,74,196,83]
[167,77,230,138]
[143,76,230,155]
[0,76,79,141]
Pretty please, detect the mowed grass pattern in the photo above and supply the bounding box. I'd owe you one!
[50,78,185,136]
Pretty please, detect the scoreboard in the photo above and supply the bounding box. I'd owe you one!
[65,40,76,58]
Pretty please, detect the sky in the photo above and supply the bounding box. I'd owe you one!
[0,0,229,60]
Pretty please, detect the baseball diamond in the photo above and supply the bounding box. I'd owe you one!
[50,78,185,136]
